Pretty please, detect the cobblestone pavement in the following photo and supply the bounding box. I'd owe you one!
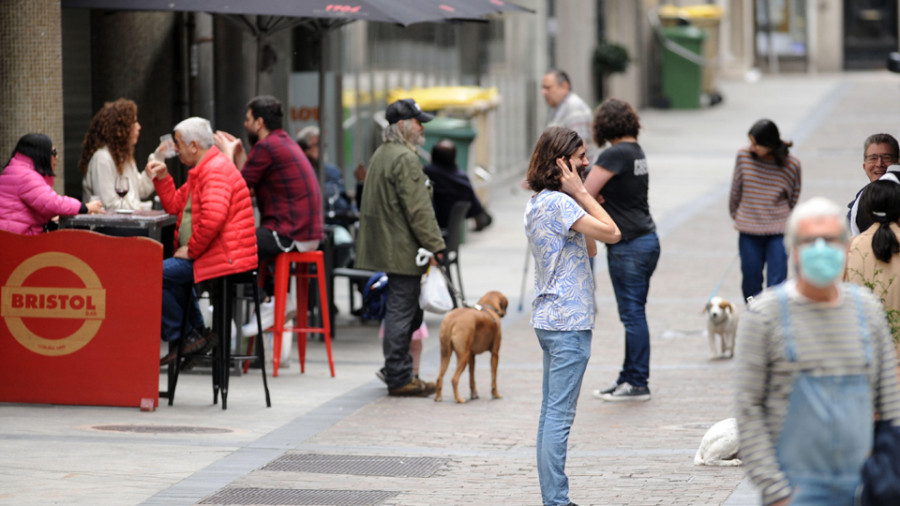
[1,72,898,506]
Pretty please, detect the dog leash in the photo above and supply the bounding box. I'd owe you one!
[703,253,740,312]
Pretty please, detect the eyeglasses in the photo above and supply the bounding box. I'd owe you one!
[864,153,897,164]
[51,148,58,157]
[796,235,844,247]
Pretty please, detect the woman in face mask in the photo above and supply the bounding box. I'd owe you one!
[845,180,900,342]
[729,119,802,302]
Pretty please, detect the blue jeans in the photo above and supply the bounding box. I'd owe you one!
[606,232,660,388]
[738,233,787,302]
[161,257,203,342]
[535,328,591,506]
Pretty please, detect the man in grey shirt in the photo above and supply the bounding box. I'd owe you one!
[542,69,599,163]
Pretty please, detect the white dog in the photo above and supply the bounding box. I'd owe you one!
[705,296,737,359]
[694,418,741,466]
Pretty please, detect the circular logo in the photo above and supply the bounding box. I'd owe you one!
[2,252,106,356]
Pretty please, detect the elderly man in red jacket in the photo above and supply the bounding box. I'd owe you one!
[146,117,258,364]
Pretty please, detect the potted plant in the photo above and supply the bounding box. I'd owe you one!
[592,40,631,101]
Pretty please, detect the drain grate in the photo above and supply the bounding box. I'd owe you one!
[199,488,398,505]
[262,453,448,478]
[91,424,232,434]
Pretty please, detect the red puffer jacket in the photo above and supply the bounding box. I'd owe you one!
[154,146,257,282]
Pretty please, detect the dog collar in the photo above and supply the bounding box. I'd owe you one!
[473,303,500,326]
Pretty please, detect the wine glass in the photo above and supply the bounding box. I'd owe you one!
[114,174,129,209]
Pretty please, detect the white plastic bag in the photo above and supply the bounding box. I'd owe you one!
[419,266,454,314]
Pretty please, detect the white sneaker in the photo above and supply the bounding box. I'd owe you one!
[591,382,619,399]
[242,296,297,337]
[598,382,651,402]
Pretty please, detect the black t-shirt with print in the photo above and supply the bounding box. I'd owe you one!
[595,141,656,241]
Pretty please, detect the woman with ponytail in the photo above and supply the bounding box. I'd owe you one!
[729,118,802,302]
[846,180,900,339]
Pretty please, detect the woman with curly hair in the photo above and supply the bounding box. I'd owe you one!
[584,97,660,403]
[525,126,620,506]
[79,98,156,210]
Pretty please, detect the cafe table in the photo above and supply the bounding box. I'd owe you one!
[59,210,176,257]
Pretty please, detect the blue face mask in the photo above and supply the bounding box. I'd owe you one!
[799,238,846,288]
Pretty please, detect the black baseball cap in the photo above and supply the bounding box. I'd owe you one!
[385,98,434,124]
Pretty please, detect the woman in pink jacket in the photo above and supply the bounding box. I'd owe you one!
[0,134,103,235]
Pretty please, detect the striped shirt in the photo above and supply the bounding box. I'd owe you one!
[734,280,900,505]
[729,148,801,235]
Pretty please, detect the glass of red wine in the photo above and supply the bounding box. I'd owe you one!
[114,174,129,209]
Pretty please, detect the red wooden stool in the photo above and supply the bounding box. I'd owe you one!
[271,250,334,377]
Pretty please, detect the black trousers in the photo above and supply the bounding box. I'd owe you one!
[381,273,423,390]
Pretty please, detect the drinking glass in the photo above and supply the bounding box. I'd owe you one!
[114,174,130,208]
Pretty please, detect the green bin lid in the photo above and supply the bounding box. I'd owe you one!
[423,117,477,139]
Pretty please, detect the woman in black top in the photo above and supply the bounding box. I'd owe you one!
[583,98,659,402]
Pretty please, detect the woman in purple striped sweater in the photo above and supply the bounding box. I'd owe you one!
[729,119,802,302]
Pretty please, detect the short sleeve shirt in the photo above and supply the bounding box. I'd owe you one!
[595,142,655,241]
[525,190,593,330]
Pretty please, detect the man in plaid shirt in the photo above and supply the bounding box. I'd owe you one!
[215,96,324,337]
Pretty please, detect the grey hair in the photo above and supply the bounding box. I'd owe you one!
[297,125,319,145]
[382,121,418,151]
[784,197,850,250]
[174,117,214,149]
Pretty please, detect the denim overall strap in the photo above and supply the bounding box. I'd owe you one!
[849,285,873,367]
[773,285,874,506]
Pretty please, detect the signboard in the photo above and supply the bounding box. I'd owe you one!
[0,229,161,408]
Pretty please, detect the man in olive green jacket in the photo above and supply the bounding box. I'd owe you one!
[356,98,446,397]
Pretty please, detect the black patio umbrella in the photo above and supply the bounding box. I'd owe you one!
[62,0,532,188]
[64,0,531,26]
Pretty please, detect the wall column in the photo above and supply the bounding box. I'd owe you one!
[0,0,65,191]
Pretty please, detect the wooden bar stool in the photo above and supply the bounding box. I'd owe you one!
[271,250,334,377]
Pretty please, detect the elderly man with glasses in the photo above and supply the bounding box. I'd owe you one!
[848,133,900,235]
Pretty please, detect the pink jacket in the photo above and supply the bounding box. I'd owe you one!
[0,153,82,235]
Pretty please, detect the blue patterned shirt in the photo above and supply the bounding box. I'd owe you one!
[525,190,593,330]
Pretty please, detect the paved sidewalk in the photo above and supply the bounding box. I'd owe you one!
[2,71,898,506]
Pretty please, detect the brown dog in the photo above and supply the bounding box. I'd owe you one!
[434,291,508,403]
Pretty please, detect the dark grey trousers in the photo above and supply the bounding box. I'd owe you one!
[381,273,423,390]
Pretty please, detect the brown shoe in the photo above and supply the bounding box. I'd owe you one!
[388,378,433,397]
[416,377,437,395]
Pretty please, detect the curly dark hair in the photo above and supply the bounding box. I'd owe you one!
[592,98,640,147]
[526,127,584,192]
[78,98,138,176]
